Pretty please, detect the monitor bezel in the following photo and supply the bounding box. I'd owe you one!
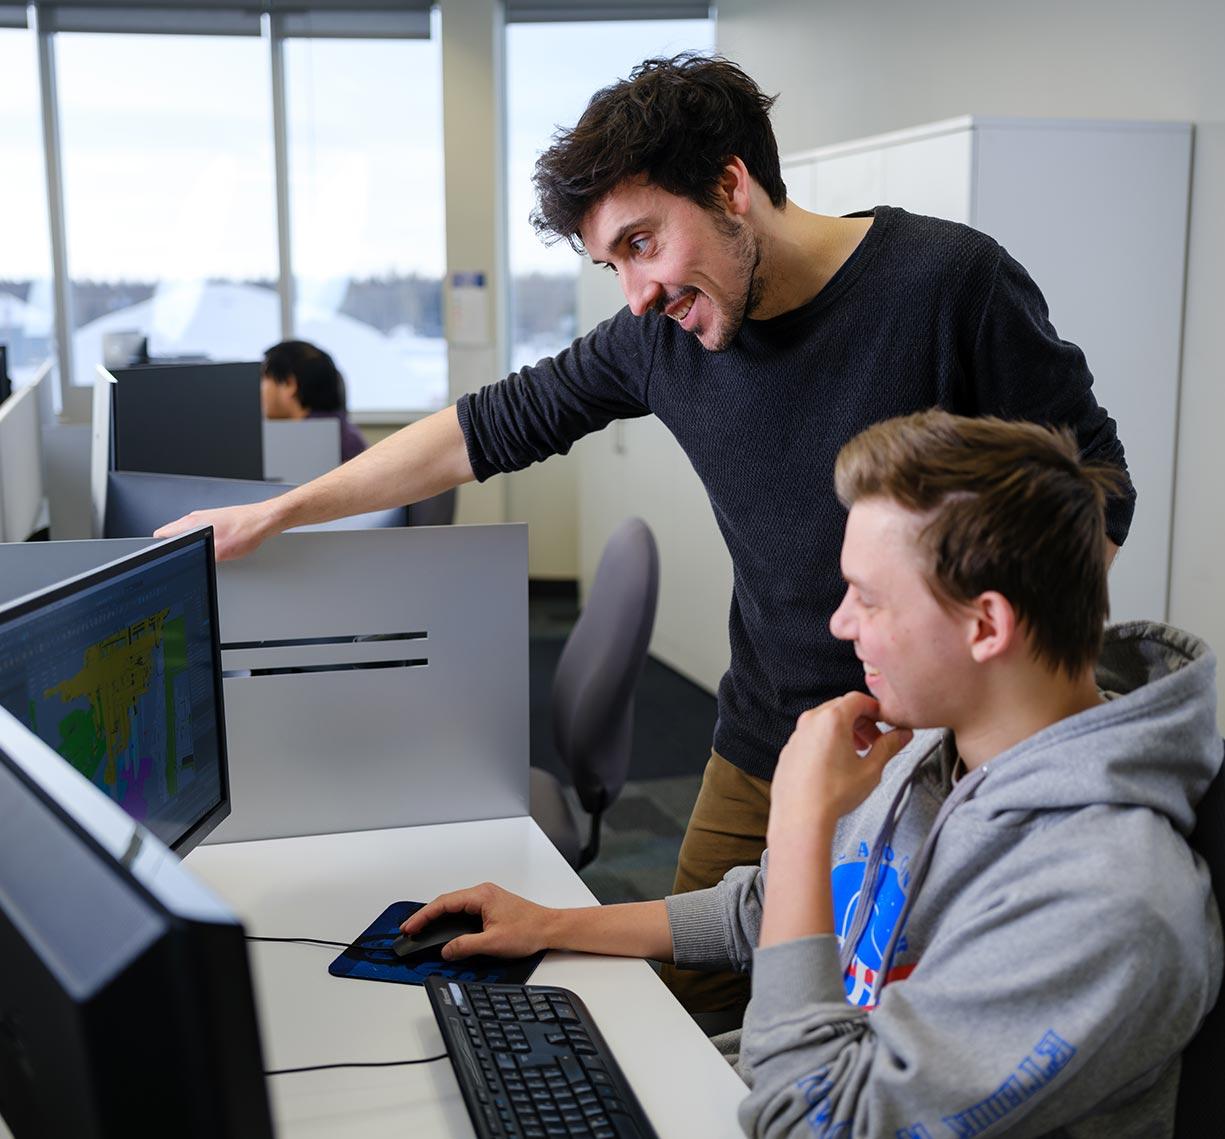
[0,526,232,854]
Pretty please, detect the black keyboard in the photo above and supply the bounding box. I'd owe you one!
[425,974,659,1139]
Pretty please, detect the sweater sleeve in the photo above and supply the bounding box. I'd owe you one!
[457,307,657,481]
[736,868,1212,1139]
[969,246,1136,545]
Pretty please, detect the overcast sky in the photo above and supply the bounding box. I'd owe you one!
[0,18,712,284]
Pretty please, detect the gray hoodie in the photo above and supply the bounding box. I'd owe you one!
[665,622,1223,1137]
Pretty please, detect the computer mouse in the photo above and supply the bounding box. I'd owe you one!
[392,911,484,957]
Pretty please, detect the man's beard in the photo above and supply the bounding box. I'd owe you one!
[705,211,764,352]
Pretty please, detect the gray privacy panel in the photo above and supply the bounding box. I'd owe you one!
[207,524,529,842]
[262,418,341,483]
[0,525,529,843]
[0,538,156,607]
[101,469,408,538]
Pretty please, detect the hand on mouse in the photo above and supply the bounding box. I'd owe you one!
[401,882,557,960]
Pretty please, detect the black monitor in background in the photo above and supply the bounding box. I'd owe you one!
[0,344,11,405]
[0,708,274,1138]
[0,529,230,854]
[110,361,264,481]
[104,468,410,539]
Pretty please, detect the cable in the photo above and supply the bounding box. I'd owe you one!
[266,1055,447,1076]
[246,934,448,1076]
[243,935,350,945]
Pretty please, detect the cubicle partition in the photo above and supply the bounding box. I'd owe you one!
[101,469,408,538]
[0,369,48,542]
[0,524,529,842]
[262,417,342,483]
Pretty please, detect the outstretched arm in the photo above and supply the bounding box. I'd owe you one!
[154,403,474,560]
[400,881,674,963]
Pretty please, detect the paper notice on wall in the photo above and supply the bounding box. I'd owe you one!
[449,271,489,346]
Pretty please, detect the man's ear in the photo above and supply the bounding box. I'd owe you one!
[718,157,754,217]
[967,591,1018,664]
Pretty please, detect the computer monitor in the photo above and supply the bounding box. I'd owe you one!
[0,529,230,854]
[109,361,264,481]
[0,707,273,1137]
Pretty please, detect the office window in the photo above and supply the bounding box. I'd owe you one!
[505,19,715,368]
[0,27,56,390]
[284,24,447,415]
[55,32,279,388]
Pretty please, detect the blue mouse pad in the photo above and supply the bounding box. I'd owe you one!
[328,901,544,987]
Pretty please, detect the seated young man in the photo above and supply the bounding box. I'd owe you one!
[402,410,1222,1137]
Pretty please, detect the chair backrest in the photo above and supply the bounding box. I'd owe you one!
[1175,741,1225,1137]
[552,518,659,814]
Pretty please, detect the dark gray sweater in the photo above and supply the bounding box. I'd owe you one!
[458,206,1135,781]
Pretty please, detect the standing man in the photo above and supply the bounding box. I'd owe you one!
[156,54,1134,1018]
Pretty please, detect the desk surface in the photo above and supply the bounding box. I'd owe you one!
[186,815,748,1138]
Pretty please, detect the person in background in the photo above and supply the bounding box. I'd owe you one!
[402,411,1221,1139]
[260,340,368,463]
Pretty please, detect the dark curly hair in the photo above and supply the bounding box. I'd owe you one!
[261,340,346,414]
[531,53,787,253]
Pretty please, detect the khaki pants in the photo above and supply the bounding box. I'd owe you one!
[659,751,772,1015]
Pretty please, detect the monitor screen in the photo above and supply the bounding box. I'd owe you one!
[0,706,273,1138]
[110,361,264,481]
[0,530,229,853]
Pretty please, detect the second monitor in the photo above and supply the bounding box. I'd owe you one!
[110,361,264,481]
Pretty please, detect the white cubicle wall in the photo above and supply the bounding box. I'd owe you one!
[0,524,530,842]
[0,369,48,543]
[261,417,341,483]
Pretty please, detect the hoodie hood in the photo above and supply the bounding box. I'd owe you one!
[954,620,1220,835]
[840,620,1221,1004]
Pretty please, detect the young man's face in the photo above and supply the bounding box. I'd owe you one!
[829,497,975,730]
[579,177,762,352]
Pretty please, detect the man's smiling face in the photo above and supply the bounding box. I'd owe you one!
[579,176,763,352]
[829,496,979,731]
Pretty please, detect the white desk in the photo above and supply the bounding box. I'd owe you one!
[186,816,748,1138]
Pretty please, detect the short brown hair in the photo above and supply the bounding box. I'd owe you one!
[531,53,787,254]
[834,410,1125,678]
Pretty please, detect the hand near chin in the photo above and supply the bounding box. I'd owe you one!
[769,692,913,840]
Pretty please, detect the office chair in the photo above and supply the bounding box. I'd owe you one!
[1174,740,1225,1138]
[529,517,660,870]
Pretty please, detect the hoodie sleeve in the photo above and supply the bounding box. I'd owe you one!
[737,854,1215,1139]
[665,860,768,973]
